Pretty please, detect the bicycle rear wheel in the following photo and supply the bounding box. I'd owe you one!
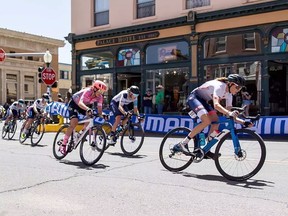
[53,124,70,160]
[214,128,266,181]
[120,123,144,156]
[7,121,17,140]
[30,121,45,146]
[159,127,194,172]
[102,122,112,150]
[79,126,106,166]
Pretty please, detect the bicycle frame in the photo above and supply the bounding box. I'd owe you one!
[71,116,98,149]
[198,118,241,155]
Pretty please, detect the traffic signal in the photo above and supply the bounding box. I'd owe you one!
[51,81,58,88]
[38,66,44,83]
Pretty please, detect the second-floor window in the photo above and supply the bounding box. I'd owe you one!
[137,0,155,19]
[244,33,256,50]
[94,0,109,26]
[60,70,69,80]
[186,0,210,9]
[216,37,227,53]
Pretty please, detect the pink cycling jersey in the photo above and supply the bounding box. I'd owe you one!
[72,87,103,106]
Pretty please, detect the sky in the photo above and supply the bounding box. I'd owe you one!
[1,0,71,64]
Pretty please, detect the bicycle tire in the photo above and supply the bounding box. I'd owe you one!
[30,120,45,146]
[214,128,266,181]
[102,122,112,150]
[2,124,8,139]
[79,126,106,166]
[7,121,17,140]
[159,127,194,172]
[19,123,28,144]
[120,123,144,156]
[53,124,70,160]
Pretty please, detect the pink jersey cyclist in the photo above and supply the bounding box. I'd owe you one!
[59,80,108,155]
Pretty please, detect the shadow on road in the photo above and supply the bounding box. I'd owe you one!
[105,152,147,159]
[59,160,109,170]
[173,171,274,189]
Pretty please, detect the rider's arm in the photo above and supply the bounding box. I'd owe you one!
[133,99,140,116]
[118,94,127,115]
[78,90,91,112]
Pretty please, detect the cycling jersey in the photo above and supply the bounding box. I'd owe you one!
[111,90,138,107]
[72,87,103,107]
[187,79,232,118]
[6,102,25,117]
[26,99,47,119]
[193,79,232,107]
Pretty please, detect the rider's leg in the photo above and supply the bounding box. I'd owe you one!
[62,117,78,146]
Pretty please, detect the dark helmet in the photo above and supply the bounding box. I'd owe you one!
[57,93,62,97]
[42,93,50,102]
[18,99,24,104]
[227,74,246,86]
[128,85,140,95]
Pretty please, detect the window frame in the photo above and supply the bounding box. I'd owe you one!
[215,36,227,53]
[136,0,155,19]
[243,32,256,50]
[94,0,109,27]
[186,0,211,9]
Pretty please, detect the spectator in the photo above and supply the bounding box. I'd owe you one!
[143,88,153,114]
[155,85,164,114]
[241,88,252,116]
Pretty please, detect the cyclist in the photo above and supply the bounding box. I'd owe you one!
[4,99,26,129]
[59,80,107,155]
[173,74,253,159]
[108,85,140,145]
[21,94,50,139]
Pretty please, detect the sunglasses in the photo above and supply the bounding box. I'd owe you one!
[234,84,242,91]
[94,89,105,94]
[132,93,139,97]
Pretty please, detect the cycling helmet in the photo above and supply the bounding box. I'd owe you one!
[42,93,50,102]
[18,99,24,104]
[227,74,246,86]
[128,85,140,95]
[93,80,107,92]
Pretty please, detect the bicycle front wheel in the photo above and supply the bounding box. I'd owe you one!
[159,127,194,172]
[53,124,70,160]
[30,121,45,146]
[120,123,144,156]
[19,123,28,144]
[215,128,266,181]
[2,124,8,139]
[7,121,17,140]
[79,126,106,166]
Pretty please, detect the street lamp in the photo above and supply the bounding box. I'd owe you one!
[43,50,53,97]
[43,50,52,67]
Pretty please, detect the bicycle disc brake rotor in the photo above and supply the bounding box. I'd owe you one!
[234,149,247,161]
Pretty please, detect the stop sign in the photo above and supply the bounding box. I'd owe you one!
[41,67,56,86]
[0,48,6,62]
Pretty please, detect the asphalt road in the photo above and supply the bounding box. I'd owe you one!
[0,122,287,216]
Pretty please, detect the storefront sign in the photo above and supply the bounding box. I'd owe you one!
[96,31,159,46]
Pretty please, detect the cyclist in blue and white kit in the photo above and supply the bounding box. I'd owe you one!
[108,85,140,145]
[173,74,253,159]
[4,99,25,126]
[21,93,50,139]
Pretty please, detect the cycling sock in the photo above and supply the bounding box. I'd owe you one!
[182,136,191,144]
[63,134,69,145]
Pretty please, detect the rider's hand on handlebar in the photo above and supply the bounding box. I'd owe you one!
[125,111,133,117]
[227,110,239,119]
[86,108,93,117]
[243,121,253,128]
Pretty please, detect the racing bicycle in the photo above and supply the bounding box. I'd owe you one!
[2,118,17,140]
[104,111,145,156]
[19,114,47,146]
[159,107,266,181]
[52,113,107,166]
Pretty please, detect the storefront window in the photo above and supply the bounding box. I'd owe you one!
[204,32,261,58]
[146,41,189,64]
[271,27,288,53]
[204,61,261,115]
[146,67,189,114]
[116,48,140,66]
[79,73,113,109]
[81,51,113,70]
[24,75,35,100]
[6,74,18,104]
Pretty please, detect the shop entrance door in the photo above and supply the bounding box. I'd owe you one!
[268,61,288,115]
[117,72,141,92]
